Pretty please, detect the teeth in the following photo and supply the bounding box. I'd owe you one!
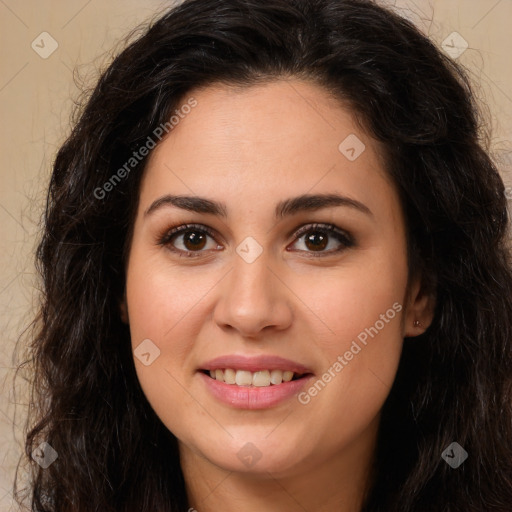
[235,370,253,386]
[252,370,271,387]
[224,368,236,384]
[270,370,283,385]
[282,370,294,382]
[206,368,301,387]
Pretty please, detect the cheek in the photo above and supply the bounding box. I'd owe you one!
[125,251,216,349]
[125,257,208,435]
[294,250,406,433]
[124,246,196,390]
[298,243,406,342]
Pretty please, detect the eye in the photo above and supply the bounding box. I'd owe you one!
[158,223,222,257]
[158,222,354,258]
[288,223,354,255]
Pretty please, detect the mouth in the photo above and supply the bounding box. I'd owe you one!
[197,355,314,408]
[200,368,311,387]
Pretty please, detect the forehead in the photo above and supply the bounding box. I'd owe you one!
[139,79,400,224]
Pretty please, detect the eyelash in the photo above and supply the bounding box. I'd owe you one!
[157,222,355,258]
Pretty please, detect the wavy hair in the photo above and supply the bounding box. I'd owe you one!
[15,0,512,510]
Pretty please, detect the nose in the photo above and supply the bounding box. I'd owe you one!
[213,248,294,339]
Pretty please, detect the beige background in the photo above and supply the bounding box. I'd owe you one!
[0,1,511,510]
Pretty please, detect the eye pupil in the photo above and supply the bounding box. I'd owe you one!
[305,231,328,251]
[184,231,207,250]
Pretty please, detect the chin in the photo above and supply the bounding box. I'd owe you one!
[196,435,307,476]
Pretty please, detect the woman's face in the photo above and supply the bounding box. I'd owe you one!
[124,79,429,478]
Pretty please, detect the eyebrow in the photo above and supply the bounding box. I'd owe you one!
[144,193,373,219]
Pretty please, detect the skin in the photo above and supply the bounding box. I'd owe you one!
[122,79,434,512]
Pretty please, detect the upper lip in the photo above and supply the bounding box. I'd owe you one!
[199,355,313,374]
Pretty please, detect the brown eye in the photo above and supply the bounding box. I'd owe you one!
[290,223,354,255]
[159,224,221,257]
[180,230,207,251]
[304,231,328,251]
[158,222,354,258]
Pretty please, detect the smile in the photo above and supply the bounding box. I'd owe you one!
[198,354,314,408]
[202,368,306,387]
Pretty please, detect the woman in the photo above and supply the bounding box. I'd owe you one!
[16,0,512,510]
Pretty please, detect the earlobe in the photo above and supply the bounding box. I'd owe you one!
[403,275,435,337]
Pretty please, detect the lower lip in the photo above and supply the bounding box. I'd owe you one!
[198,372,313,409]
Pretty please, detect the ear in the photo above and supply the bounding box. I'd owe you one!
[119,292,129,324]
[403,274,435,337]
